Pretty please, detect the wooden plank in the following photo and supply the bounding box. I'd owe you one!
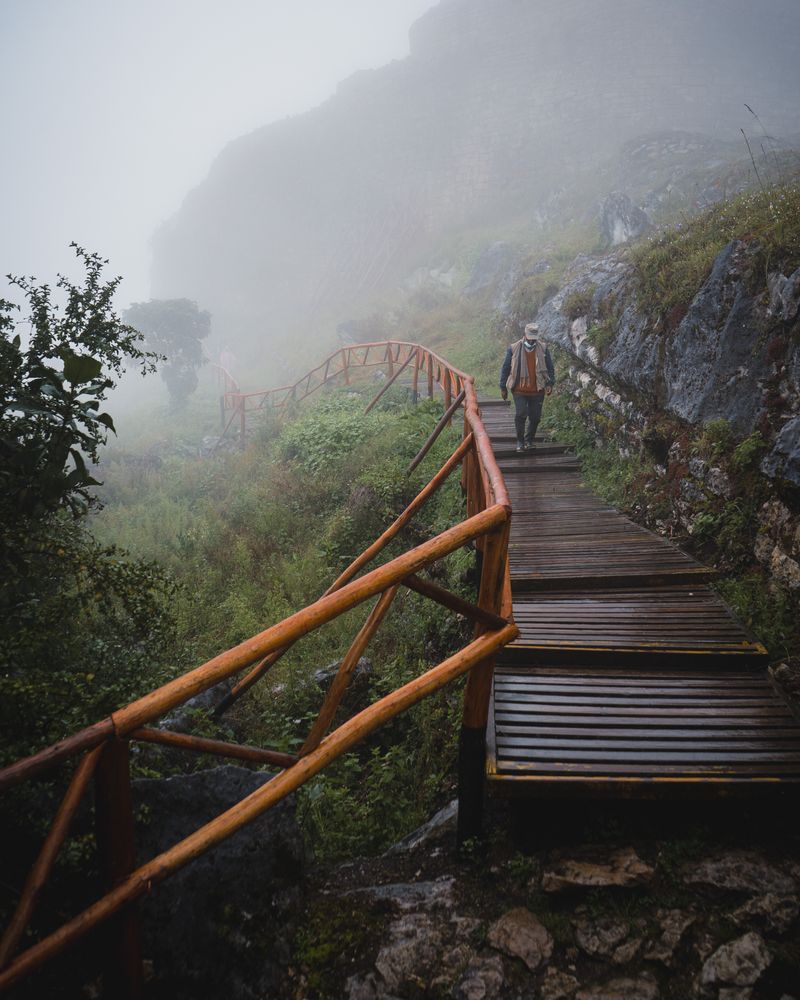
[477,394,800,798]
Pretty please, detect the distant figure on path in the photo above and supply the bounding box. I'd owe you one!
[499,322,555,452]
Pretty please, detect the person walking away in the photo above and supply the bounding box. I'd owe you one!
[499,322,555,452]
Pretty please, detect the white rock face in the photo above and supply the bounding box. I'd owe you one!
[700,931,771,988]
[486,907,554,971]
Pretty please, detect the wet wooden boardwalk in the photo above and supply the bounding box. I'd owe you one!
[479,399,800,795]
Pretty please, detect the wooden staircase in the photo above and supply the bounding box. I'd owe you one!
[478,399,800,796]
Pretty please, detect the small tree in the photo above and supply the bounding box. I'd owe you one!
[1,245,158,526]
[0,246,175,759]
[123,298,211,408]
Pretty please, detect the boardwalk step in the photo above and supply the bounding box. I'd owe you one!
[476,394,800,798]
[487,667,800,790]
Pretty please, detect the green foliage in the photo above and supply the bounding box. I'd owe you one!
[562,284,596,321]
[631,183,800,326]
[716,573,796,659]
[1,245,157,526]
[123,298,210,409]
[587,318,616,357]
[692,418,733,461]
[730,431,768,472]
[0,248,176,762]
[93,389,470,855]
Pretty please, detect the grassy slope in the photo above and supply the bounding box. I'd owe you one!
[94,386,475,858]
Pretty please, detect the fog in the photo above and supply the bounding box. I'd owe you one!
[0,0,435,307]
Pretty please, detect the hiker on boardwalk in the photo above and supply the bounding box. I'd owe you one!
[500,322,555,452]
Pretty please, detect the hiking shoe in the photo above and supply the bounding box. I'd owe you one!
[515,442,525,453]
[525,441,536,451]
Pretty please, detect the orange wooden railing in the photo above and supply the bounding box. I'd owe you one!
[0,343,514,997]
[215,340,467,447]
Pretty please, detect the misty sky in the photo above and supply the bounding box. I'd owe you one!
[0,0,436,308]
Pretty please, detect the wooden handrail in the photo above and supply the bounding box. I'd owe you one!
[213,432,475,717]
[130,729,298,769]
[407,389,467,474]
[0,340,513,992]
[0,747,102,969]
[0,624,516,993]
[299,585,399,755]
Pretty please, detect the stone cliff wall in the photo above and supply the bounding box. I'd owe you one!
[151,0,800,356]
[526,237,800,598]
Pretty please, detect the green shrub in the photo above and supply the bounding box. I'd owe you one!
[631,182,800,325]
[562,285,596,321]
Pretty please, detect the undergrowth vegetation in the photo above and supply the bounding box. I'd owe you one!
[630,182,800,325]
[93,385,472,858]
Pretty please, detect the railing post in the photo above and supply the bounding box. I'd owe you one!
[386,343,394,379]
[427,354,434,399]
[343,349,350,385]
[94,738,143,1000]
[412,348,420,403]
[238,396,246,446]
[458,517,509,845]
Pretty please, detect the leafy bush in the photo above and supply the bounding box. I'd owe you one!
[731,431,768,472]
[562,285,596,321]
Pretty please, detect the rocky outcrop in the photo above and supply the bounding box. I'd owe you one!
[151,0,800,356]
[536,239,800,486]
[300,826,799,999]
[133,766,305,1000]
[600,193,650,246]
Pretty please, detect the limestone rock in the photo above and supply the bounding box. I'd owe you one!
[454,954,506,1000]
[770,547,800,591]
[543,847,654,891]
[706,466,732,498]
[611,937,643,965]
[542,967,581,1000]
[683,852,797,895]
[762,415,800,488]
[575,973,659,1000]
[133,766,304,999]
[700,932,771,988]
[574,917,630,958]
[643,908,695,965]
[601,192,650,246]
[486,907,554,971]
[767,267,800,323]
[731,894,800,934]
[349,876,455,911]
[373,912,444,991]
[385,799,457,855]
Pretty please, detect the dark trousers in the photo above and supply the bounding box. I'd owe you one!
[513,392,544,444]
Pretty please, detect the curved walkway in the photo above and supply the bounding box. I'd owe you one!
[478,400,800,796]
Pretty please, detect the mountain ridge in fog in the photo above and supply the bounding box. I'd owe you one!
[151,0,800,361]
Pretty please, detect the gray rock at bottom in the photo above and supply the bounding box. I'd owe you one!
[454,954,506,1000]
[574,917,630,958]
[700,931,772,989]
[487,906,554,971]
[133,766,304,1000]
[643,908,695,965]
[731,893,800,934]
[762,415,800,489]
[541,967,580,999]
[543,847,655,891]
[683,852,797,895]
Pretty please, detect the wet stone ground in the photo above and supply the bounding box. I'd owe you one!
[287,797,800,1000]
